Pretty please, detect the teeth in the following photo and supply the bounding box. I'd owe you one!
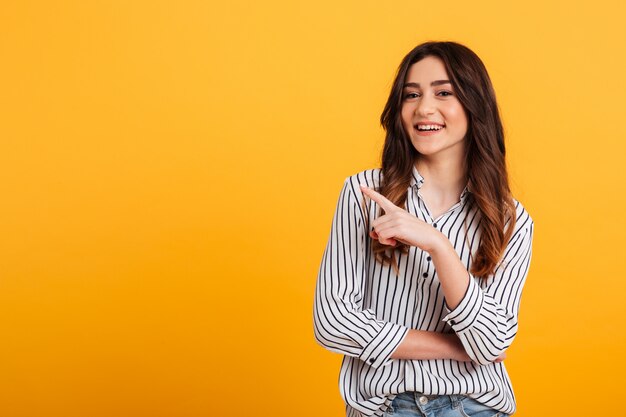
[417,124,443,131]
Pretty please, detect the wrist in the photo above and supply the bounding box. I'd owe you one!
[428,232,452,256]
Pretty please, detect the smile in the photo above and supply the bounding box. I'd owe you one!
[414,123,445,136]
[416,124,444,131]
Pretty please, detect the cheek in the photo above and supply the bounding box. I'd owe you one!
[401,105,413,129]
[447,104,468,130]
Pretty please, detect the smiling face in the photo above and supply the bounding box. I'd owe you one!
[401,56,469,161]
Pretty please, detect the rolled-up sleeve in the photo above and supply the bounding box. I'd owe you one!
[313,179,409,369]
[443,210,534,365]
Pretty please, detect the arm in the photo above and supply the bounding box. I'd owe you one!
[432,212,534,365]
[360,185,532,366]
[390,329,471,361]
[313,179,409,369]
[314,178,469,368]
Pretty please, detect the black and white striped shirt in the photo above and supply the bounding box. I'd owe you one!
[313,167,534,417]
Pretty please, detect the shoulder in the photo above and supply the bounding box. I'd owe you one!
[510,196,534,236]
[334,169,381,221]
[343,168,383,192]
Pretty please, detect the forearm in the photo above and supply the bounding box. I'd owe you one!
[428,234,470,310]
[390,329,469,361]
[426,228,533,365]
[357,186,532,365]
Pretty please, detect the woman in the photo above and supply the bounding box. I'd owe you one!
[313,41,534,417]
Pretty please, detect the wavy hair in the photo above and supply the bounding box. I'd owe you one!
[375,41,516,278]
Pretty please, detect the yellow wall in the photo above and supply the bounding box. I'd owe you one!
[1,1,625,416]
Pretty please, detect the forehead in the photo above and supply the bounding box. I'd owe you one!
[405,56,449,84]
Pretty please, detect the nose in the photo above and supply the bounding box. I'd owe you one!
[415,94,435,117]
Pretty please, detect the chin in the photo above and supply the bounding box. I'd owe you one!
[411,143,440,155]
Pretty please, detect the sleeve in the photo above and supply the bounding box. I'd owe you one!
[313,178,409,369]
[442,207,534,366]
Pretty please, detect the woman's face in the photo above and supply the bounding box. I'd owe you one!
[401,56,468,161]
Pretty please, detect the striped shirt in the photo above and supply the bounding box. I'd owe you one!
[313,167,534,417]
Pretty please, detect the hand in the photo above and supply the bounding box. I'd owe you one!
[359,185,444,253]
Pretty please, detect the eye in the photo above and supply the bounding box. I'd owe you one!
[437,91,453,97]
[403,92,420,100]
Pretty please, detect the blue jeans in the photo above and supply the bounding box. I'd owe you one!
[382,392,509,417]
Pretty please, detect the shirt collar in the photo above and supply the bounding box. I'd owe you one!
[410,165,472,200]
[409,164,425,189]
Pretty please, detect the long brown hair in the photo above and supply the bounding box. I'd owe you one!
[376,41,516,278]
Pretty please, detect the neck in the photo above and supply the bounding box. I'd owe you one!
[415,156,468,197]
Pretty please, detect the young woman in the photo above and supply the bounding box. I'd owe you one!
[313,41,534,417]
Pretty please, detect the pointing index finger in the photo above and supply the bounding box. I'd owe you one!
[359,185,399,213]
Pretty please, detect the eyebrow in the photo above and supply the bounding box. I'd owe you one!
[403,80,451,88]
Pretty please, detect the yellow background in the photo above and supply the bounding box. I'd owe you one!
[1,1,625,416]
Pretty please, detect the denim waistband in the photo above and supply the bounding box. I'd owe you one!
[391,391,464,411]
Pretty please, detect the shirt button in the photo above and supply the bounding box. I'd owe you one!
[422,272,428,278]
[369,358,376,364]
[418,396,428,405]
[432,223,437,228]
[426,256,432,261]
[449,320,456,326]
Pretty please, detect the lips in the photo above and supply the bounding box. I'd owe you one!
[415,121,445,133]
[416,124,444,131]
[413,122,445,137]
[415,120,444,129]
